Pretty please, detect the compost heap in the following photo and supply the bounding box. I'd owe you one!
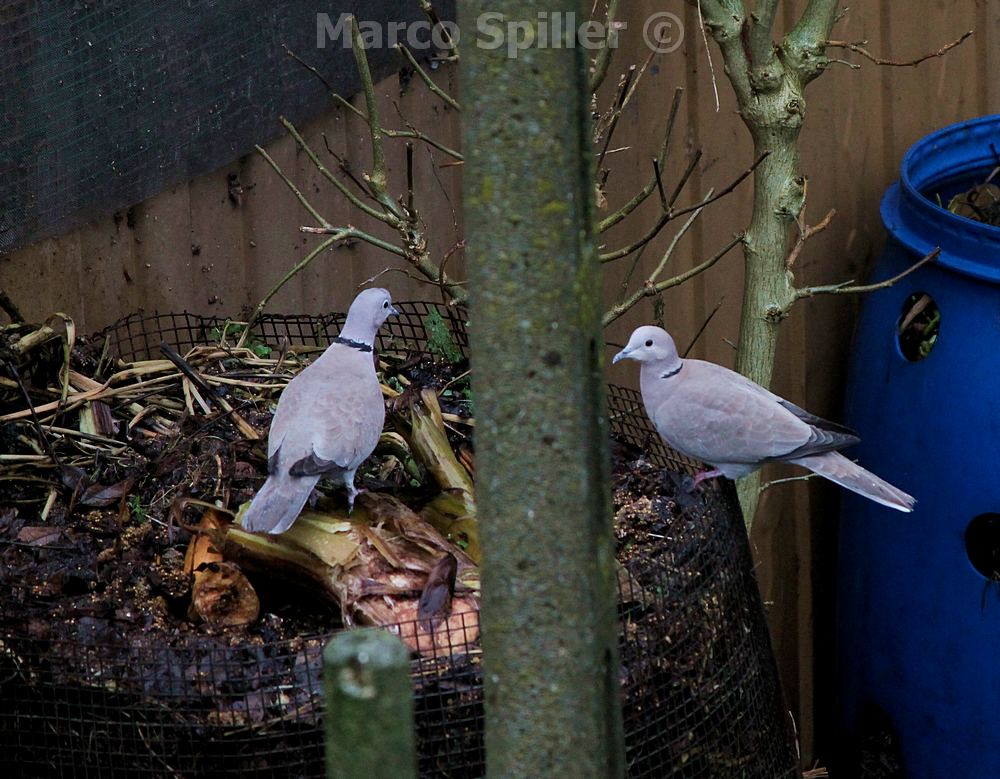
[0,313,779,777]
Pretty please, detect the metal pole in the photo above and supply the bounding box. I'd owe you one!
[324,628,417,779]
[459,2,626,775]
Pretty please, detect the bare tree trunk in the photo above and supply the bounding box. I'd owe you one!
[692,0,841,521]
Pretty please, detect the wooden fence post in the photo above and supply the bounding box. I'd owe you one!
[324,628,417,779]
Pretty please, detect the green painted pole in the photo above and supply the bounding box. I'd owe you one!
[323,628,417,779]
[460,2,626,776]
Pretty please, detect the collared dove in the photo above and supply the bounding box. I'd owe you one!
[613,325,915,512]
[241,288,399,534]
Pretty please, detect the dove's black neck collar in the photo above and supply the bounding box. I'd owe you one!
[333,336,373,353]
[660,364,683,379]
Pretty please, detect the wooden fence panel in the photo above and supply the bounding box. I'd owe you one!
[1,1,995,765]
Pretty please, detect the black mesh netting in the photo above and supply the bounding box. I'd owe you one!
[0,305,799,778]
[0,1,454,252]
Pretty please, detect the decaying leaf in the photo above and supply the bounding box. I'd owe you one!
[948,182,1000,226]
[79,477,135,508]
[188,562,260,627]
[418,553,457,631]
[16,526,63,547]
[183,508,228,574]
[0,506,16,532]
[58,465,89,492]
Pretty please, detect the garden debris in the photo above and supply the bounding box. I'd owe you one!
[0,312,476,657]
[942,163,1000,227]
[227,492,480,659]
[1,310,794,778]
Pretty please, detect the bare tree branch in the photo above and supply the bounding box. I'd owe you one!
[349,16,400,218]
[254,144,330,228]
[245,232,348,332]
[749,0,781,68]
[792,247,941,307]
[826,30,973,67]
[786,181,837,269]
[589,0,622,93]
[599,88,684,233]
[279,118,398,226]
[603,217,742,328]
[396,43,461,110]
[600,152,764,263]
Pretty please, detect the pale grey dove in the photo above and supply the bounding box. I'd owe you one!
[241,288,398,534]
[613,326,915,512]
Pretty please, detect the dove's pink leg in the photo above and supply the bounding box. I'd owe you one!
[689,468,724,490]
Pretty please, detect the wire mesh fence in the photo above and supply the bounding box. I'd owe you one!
[0,305,798,778]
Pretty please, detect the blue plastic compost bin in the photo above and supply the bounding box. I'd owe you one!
[837,115,1000,777]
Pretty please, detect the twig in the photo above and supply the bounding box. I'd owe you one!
[794,247,941,304]
[599,87,683,230]
[406,142,415,216]
[603,150,765,261]
[682,296,725,358]
[349,16,398,217]
[418,0,457,56]
[6,364,60,465]
[396,44,460,110]
[826,30,972,67]
[596,67,636,172]
[159,344,260,441]
[601,213,671,263]
[599,87,684,233]
[787,185,837,269]
[357,265,464,291]
[652,159,668,211]
[602,182,711,264]
[244,233,343,334]
[603,232,742,326]
[647,191,716,286]
[322,135,380,203]
[671,152,768,219]
[697,0,721,112]
[667,150,704,209]
[299,225,407,257]
[827,59,862,70]
[254,145,329,228]
[759,472,821,494]
[287,46,462,160]
[589,0,623,93]
[279,118,396,226]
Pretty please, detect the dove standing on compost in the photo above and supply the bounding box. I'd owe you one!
[613,326,915,512]
[241,288,398,534]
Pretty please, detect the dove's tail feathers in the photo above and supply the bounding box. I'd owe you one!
[791,451,916,513]
[241,473,320,534]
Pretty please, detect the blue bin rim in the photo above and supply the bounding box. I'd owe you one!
[882,114,1000,284]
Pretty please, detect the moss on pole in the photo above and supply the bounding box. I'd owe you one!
[460,2,625,776]
[323,629,417,779]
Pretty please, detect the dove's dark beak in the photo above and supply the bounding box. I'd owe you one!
[388,304,400,317]
[612,347,632,364]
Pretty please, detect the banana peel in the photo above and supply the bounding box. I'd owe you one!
[388,387,479,563]
[228,492,479,658]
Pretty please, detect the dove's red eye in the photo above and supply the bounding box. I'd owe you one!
[644,339,653,347]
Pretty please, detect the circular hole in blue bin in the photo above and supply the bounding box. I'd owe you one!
[965,513,1000,580]
[896,292,939,361]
